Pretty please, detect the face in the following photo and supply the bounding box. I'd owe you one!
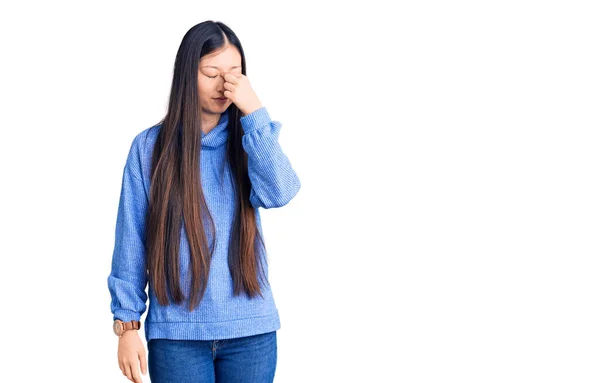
[198,44,242,115]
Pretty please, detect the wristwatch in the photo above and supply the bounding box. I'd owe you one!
[113,319,141,337]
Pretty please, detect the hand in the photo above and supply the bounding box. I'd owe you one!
[117,331,147,383]
[222,73,263,116]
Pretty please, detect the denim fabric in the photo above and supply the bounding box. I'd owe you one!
[148,330,277,382]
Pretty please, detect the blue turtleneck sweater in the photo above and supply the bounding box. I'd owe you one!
[107,106,301,341]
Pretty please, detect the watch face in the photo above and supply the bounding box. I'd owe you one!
[113,320,123,336]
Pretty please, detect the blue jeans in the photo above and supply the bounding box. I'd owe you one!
[148,331,277,383]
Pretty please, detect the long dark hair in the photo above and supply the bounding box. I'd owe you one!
[145,20,267,312]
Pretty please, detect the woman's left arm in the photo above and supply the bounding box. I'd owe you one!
[240,107,301,209]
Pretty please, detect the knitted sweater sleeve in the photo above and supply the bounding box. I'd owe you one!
[239,107,301,209]
[107,133,149,322]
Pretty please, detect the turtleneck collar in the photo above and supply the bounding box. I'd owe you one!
[201,111,229,149]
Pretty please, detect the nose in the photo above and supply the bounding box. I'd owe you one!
[216,72,229,92]
[215,76,225,92]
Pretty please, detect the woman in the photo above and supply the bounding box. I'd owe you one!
[107,20,301,383]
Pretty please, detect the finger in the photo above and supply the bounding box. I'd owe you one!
[223,73,239,84]
[139,350,148,376]
[131,365,143,383]
[223,81,234,91]
[125,363,134,382]
[224,90,232,98]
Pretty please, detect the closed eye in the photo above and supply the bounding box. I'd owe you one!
[206,75,218,79]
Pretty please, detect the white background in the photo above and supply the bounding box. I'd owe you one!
[1,1,598,382]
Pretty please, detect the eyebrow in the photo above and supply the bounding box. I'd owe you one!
[201,66,241,69]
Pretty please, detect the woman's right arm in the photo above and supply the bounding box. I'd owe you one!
[107,133,149,382]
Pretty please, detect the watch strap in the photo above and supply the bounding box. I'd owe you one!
[123,320,141,331]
